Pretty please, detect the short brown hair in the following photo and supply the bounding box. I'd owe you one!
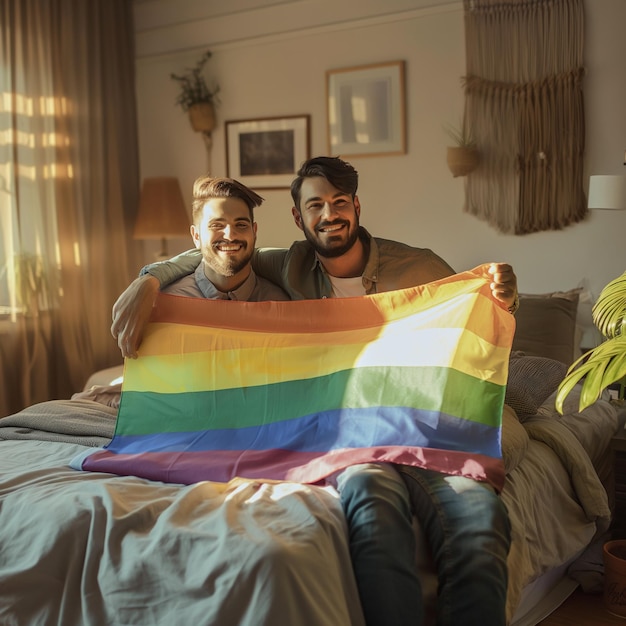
[191,175,264,224]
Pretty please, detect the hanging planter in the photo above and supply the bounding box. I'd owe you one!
[171,51,220,134]
[444,123,480,177]
[446,146,480,177]
[188,102,216,133]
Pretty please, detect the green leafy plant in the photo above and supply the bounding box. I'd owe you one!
[13,253,57,317]
[170,51,220,112]
[443,122,476,148]
[556,270,626,412]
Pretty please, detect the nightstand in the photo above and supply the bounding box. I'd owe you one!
[610,403,626,537]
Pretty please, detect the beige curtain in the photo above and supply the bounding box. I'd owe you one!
[0,0,141,416]
[462,0,587,234]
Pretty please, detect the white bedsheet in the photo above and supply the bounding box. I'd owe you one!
[0,440,365,626]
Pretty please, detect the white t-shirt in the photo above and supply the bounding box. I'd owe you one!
[328,275,366,298]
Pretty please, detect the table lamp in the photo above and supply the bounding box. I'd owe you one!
[133,177,190,259]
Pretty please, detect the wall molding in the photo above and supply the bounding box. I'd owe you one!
[135,2,462,63]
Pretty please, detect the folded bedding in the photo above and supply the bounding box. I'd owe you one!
[0,398,116,446]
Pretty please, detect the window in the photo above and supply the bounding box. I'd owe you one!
[0,91,70,318]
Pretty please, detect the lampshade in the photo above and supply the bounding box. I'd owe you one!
[587,175,626,210]
[134,177,190,257]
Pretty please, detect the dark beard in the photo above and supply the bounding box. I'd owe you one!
[302,220,360,259]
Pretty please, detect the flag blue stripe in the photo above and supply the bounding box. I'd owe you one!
[105,405,502,458]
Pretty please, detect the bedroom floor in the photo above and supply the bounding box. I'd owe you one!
[539,588,625,625]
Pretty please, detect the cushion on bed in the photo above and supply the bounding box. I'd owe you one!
[505,353,567,421]
[537,384,608,419]
[83,365,124,390]
[534,385,619,470]
[511,288,581,366]
[72,383,122,409]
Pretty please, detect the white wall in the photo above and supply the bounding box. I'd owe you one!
[132,0,626,330]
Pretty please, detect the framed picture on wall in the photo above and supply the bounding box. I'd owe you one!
[225,115,311,189]
[326,61,406,157]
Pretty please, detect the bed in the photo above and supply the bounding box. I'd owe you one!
[0,286,620,626]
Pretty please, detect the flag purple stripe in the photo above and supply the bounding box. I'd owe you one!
[83,446,505,490]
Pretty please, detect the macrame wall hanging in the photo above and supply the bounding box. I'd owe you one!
[462,0,587,235]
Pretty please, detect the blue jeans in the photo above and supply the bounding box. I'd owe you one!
[336,463,511,626]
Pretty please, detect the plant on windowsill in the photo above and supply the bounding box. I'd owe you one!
[13,253,56,318]
[556,270,626,412]
[170,50,221,134]
[444,123,480,177]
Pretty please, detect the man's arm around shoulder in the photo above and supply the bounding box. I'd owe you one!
[140,248,202,287]
[251,247,290,290]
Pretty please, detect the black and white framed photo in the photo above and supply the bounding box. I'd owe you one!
[225,115,311,189]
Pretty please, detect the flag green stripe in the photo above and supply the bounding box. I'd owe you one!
[116,365,505,436]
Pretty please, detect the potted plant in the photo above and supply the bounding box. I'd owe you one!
[556,270,626,412]
[12,253,56,317]
[444,123,480,177]
[170,50,220,133]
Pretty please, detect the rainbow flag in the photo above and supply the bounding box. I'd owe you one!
[78,265,515,491]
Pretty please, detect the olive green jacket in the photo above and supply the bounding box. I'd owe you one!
[141,227,455,300]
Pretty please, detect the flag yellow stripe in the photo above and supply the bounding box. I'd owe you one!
[124,326,511,393]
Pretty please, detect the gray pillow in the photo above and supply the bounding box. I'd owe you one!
[505,354,567,420]
[511,289,581,366]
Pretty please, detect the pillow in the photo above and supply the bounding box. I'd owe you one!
[505,353,568,421]
[511,288,581,366]
[83,364,124,389]
[71,383,122,409]
[536,383,612,418]
[501,404,529,474]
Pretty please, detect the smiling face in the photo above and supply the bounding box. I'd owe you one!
[191,196,257,285]
[292,176,361,259]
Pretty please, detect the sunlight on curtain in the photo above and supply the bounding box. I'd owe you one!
[0,0,142,416]
[0,94,63,318]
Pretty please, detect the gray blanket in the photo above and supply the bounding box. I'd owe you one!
[0,399,116,447]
